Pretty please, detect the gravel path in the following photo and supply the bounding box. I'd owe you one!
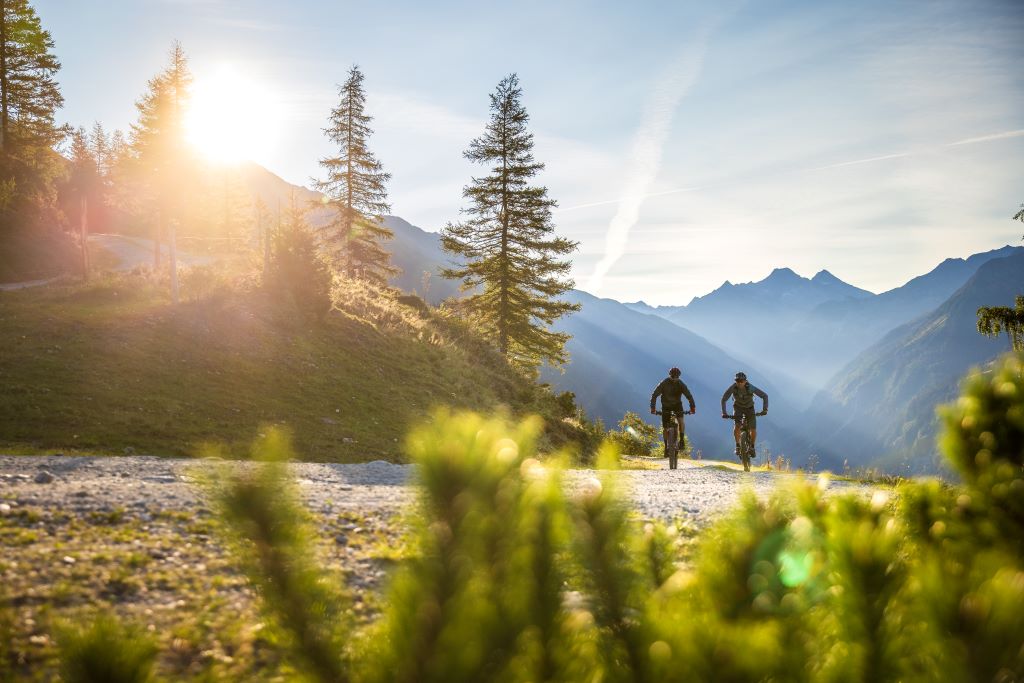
[0,455,864,525]
[0,455,872,678]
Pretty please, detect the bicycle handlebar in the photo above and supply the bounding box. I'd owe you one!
[722,412,767,419]
[655,409,691,416]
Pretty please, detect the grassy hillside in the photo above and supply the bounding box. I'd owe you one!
[0,268,587,461]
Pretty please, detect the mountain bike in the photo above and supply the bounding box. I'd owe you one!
[722,412,765,472]
[655,408,691,470]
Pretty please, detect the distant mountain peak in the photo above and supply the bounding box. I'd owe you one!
[764,267,803,284]
[812,269,838,282]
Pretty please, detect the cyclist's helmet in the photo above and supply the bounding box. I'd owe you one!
[735,371,747,381]
[669,367,681,378]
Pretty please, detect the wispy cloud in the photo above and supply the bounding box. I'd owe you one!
[804,151,912,172]
[949,129,1024,146]
[586,30,712,295]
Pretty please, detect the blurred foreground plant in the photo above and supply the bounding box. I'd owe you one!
[57,613,158,683]
[50,354,1024,682]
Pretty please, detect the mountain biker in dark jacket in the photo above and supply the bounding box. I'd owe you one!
[721,372,768,456]
[650,367,696,451]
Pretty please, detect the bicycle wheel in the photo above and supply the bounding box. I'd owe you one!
[666,426,678,469]
[740,430,751,472]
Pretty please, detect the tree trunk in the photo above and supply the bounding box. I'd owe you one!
[154,211,164,269]
[0,0,8,155]
[80,195,89,279]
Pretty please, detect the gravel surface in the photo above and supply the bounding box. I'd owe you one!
[0,455,864,525]
[0,455,872,678]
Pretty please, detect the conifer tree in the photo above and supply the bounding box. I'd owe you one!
[126,41,191,300]
[441,74,579,369]
[269,192,332,322]
[0,0,62,217]
[977,296,1024,352]
[89,122,110,182]
[315,65,396,284]
[67,127,95,276]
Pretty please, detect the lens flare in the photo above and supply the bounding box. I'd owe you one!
[186,64,283,163]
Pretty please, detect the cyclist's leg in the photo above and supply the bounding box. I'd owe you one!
[675,413,685,448]
[661,410,673,454]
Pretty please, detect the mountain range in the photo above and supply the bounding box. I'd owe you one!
[238,163,1023,473]
[803,251,1024,473]
[626,247,1022,398]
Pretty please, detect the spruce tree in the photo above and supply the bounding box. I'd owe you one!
[0,0,62,217]
[441,74,579,369]
[269,192,332,322]
[314,65,396,284]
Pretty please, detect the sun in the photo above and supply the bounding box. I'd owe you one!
[186,64,281,163]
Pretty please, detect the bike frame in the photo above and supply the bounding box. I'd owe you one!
[723,412,759,472]
[655,408,690,470]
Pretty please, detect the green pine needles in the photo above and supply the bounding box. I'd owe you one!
[0,0,64,214]
[977,295,1024,352]
[36,353,1024,681]
[316,65,397,284]
[442,74,580,370]
[267,191,333,322]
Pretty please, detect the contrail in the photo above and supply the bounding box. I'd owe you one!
[586,34,710,295]
[804,151,911,173]
[805,129,1023,173]
[569,118,1021,267]
[949,129,1024,146]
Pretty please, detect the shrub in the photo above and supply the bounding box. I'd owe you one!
[45,354,1024,681]
[608,411,661,456]
[266,207,332,323]
[57,613,158,683]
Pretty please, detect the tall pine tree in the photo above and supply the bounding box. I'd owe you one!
[0,0,62,218]
[125,41,191,299]
[315,65,396,284]
[441,74,579,369]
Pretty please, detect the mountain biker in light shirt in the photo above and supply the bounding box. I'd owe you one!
[721,372,768,457]
[650,367,696,452]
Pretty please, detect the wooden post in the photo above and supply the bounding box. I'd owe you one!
[169,218,179,304]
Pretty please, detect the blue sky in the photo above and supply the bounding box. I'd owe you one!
[41,0,1024,304]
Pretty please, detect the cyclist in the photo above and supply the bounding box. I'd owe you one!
[721,372,768,457]
[650,367,696,454]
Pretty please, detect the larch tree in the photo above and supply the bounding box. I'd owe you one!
[0,0,62,218]
[441,73,579,370]
[126,41,191,301]
[314,65,396,284]
[977,296,1024,352]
